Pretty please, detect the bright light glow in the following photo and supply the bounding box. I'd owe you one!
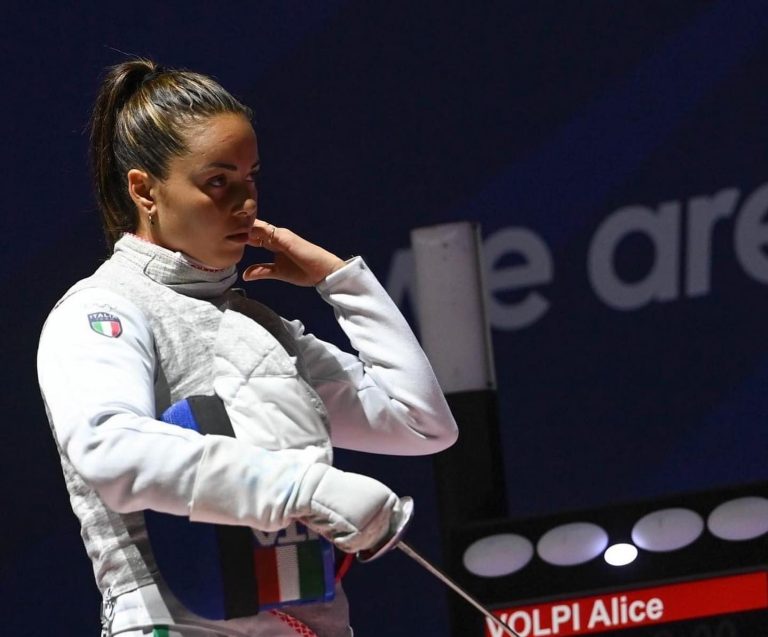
[537,522,608,566]
[463,533,534,577]
[604,543,638,566]
[632,508,704,552]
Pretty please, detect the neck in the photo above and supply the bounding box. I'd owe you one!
[113,233,238,299]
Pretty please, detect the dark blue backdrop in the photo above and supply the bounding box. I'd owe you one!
[3,2,768,635]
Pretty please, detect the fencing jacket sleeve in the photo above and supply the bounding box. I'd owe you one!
[295,256,459,455]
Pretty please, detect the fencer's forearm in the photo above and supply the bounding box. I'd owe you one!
[308,257,458,454]
[56,409,316,530]
[43,384,395,541]
[191,449,401,553]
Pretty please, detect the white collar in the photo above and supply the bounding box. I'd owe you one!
[112,234,238,299]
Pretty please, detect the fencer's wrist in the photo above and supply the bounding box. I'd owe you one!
[324,256,346,277]
[315,255,366,291]
[297,464,400,553]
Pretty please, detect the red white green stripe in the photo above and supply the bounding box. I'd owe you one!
[91,320,121,337]
[254,540,327,607]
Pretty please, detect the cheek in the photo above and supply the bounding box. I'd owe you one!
[167,191,220,230]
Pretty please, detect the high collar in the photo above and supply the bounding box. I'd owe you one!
[111,234,238,299]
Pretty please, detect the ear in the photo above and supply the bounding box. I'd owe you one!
[127,168,156,214]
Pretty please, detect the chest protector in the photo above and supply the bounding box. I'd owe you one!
[65,238,337,618]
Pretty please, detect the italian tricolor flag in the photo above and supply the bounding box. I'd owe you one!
[88,312,122,337]
[254,540,333,608]
[91,320,121,337]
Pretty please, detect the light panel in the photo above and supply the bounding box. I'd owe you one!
[462,533,534,577]
[632,508,704,552]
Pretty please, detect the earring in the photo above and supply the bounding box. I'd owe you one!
[148,212,155,226]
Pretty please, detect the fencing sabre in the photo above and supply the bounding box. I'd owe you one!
[358,497,521,637]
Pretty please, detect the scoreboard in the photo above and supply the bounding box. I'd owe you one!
[440,483,768,637]
[487,572,768,637]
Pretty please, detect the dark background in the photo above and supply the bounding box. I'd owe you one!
[3,2,768,634]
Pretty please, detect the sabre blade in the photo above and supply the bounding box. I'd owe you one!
[397,541,521,637]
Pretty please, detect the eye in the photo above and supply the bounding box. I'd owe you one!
[246,170,261,186]
[207,175,226,187]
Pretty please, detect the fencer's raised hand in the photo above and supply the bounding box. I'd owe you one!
[294,464,405,554]
[242,220,345,286]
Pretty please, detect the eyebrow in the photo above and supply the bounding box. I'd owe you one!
[204,161,261,171]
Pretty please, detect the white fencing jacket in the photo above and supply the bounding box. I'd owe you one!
[37,234,457,636]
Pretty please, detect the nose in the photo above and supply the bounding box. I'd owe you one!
[234,197,257,218]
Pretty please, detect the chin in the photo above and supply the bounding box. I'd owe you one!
[214,245,246,269]
[188,246,242,271]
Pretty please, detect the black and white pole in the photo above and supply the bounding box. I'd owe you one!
[411,222,508,636]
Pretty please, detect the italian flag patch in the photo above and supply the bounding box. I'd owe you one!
[254,539,334,608]
[88,312,123,338]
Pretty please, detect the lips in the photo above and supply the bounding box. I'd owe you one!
[226,230,251,242]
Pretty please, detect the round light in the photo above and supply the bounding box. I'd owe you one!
[462,533,534,577]
[631,508,704,552]
[537,522,608,566]
[708,496,768,541]
[604,543,638,566]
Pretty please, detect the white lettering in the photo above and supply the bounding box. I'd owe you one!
[619,595,628,624]
[588,600,612,629]
[253,522,316,547]
[383,180,768,332]
[628,599,646,622]
[588,202,681,310]
[686,188,739,296]
[646,597,664,621]
[484,227,554,330]
[735,182,768,283]
[551,605,571,634]
[509,610,532,637]
[494,595,663,637]
[532,608,552,636]
[278,522,308,545]
[252,529,279,546]
[486,614,510,637]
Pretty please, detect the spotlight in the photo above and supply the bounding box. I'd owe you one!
[604,543,638,567]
